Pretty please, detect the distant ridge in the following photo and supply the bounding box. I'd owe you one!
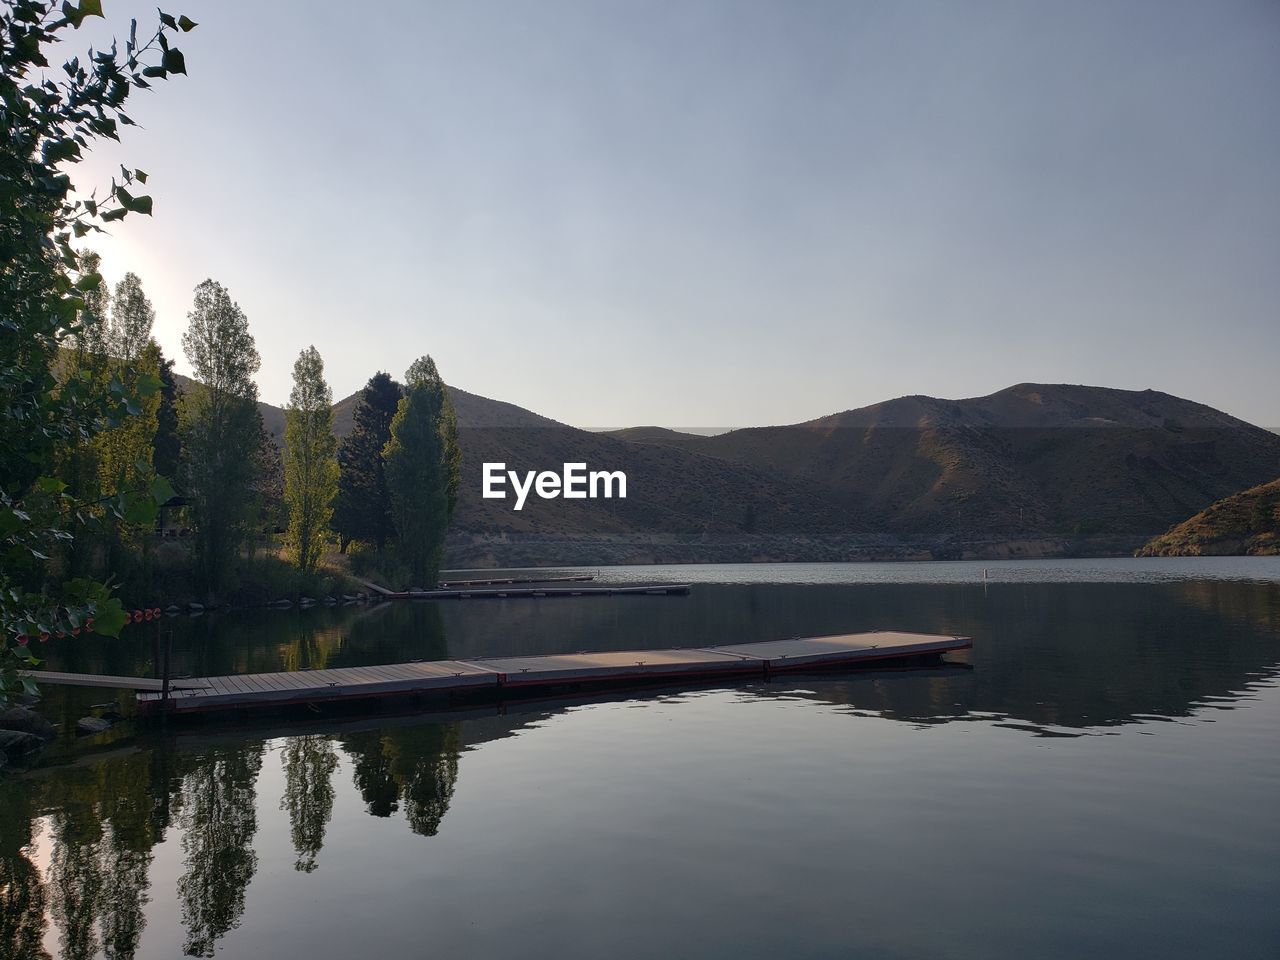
[175,378,1280,564]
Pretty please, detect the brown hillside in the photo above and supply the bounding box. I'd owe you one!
[609,384,1280,538]
[1138,478,1280,556]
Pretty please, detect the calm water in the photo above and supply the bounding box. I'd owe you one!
[4,559,1279,959]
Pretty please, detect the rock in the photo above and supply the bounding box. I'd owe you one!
[165,605,181,614]
[0,706,55,740]
[0,728,45,758]
[75,716,112,736]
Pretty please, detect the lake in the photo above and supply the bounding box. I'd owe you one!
[5,558,1279,959]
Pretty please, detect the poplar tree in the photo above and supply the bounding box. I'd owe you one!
[97,274,160,512]
[181,280,261,592]
[333,372,401,552]
[283,346,338,575]
[383,357,460,587]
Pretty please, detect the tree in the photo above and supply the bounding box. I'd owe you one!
[1,2,193,703]
[333,372,401,552]
[283,346,338,575]
[105,272,153,361]
[180,280,261,593]
[152,350,181,482]
[246,411,283,562]
[383,356,460,587]
[95,274,161,557]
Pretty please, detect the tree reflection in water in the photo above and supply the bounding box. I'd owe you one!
[175,743,264,957]
[338,722,462,837]
[281,735,339,873]
[0,779,51,960]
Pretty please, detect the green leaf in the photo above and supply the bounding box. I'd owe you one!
[35,476,68,494]
[92,599,128,638]
[79,0,104,18]
[159,11,177,29]
[162,48,186,75]
[149,474,177,505]
[124,493,159,525]
[178,15,198,31]
[101,207,128,221]
[134,169,148,183]
[136,372,161,397]
[43,139,80,163]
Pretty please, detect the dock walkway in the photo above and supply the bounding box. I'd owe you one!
[136,631,971,716]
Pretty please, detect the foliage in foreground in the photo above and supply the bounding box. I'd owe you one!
[1,1,194,703]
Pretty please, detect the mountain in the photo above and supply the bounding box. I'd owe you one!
[178,379,1280,565]
[1138,478,1280,556]
[607,384,1280,543]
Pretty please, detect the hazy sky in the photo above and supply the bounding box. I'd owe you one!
[74,0,1279,428]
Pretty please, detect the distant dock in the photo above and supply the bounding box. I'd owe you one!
[435,574,595,588]
[383,583,689,600]
[134,631,972,717]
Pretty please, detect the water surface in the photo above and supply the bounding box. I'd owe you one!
[4,559,1278,958]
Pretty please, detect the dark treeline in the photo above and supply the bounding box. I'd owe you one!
[0,3,458,706]
[47,253,461,606]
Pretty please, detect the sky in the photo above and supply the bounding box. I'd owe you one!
[70,0,1280,429]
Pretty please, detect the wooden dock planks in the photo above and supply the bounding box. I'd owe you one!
[20,670,210,691]
[470,648,765,687]
[132,631,971,716]
[712,631,972,670]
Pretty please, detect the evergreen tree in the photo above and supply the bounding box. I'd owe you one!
[333,372,401,551]
[180,280,262,593]
[153,351,182,483]
[283,346,338,575]
[246,411,284,562]
[383,357,460,587]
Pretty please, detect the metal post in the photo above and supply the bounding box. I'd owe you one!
[161,628,173,714]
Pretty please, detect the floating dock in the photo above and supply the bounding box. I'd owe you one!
[435,574,595,588]
[135,631,971,716]
[383,583,689,600]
